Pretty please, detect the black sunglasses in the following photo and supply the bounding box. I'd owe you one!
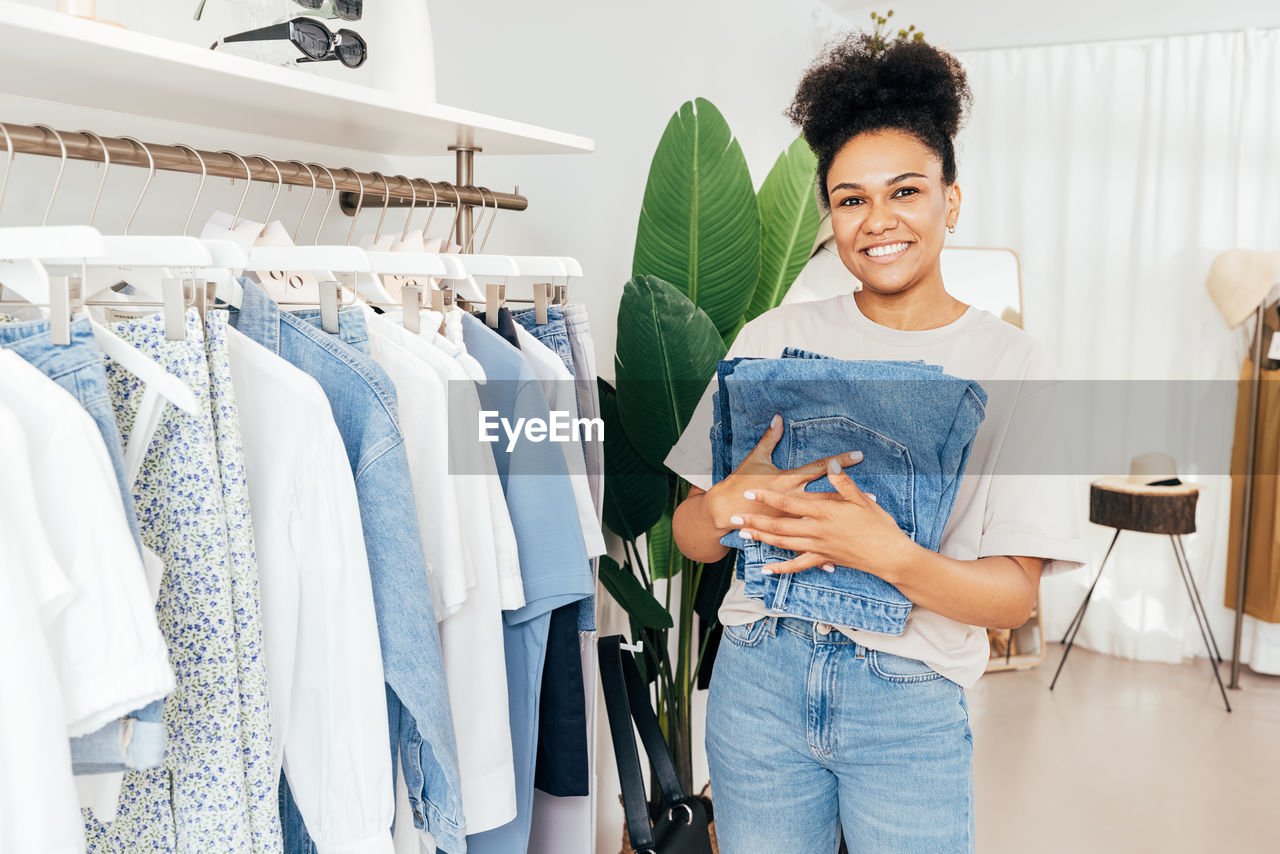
[196,0,361,22]
[211,17,368,69]
[291,0,362,22]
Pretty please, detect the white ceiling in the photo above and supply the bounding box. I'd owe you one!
[820,0,1280,51]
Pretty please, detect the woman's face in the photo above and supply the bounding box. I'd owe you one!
[827,129,961,297]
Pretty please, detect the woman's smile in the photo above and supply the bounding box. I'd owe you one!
[861,240,915,263]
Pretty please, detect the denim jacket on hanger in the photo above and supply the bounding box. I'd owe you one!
[710,348,987,635]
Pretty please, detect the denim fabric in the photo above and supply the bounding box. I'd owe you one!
[0,315,164,773]
[706,615,973,853]
[511,303,596,633]
[511,305,574,373]
[227,281,465,854]
[710,352,986,634]
[460,311,593,854]
[0,315,142,550]
[68,699,164,773]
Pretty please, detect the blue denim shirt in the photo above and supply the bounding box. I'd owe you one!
[711,350,987,634]
[227,281,465,854]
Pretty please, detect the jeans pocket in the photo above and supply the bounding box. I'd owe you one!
[721,618,769,649]
[867,648,944,683]
[787,414,916,541]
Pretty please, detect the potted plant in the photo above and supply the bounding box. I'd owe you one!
[600,96,820,816]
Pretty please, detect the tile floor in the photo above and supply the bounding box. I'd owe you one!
[970,644,1280,853]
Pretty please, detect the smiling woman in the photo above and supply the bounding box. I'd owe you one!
[664,28,1088,854]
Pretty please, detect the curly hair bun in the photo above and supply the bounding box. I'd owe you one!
[787,34,973,204]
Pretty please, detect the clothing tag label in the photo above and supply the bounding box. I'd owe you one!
[1268,329,1280,361]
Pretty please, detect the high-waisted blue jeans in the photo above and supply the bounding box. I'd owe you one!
[706,615,974,853]
[711,350,987,634]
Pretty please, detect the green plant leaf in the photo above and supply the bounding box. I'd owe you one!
[745,136,820,323]
[633,97,761,335]
[647,494,680,580]
[599,555,673,630]
[614,274,726,470]
[599,378,670,540]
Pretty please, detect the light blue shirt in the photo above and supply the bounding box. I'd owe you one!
[460,312,593,854]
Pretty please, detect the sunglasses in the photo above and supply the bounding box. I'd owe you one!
[212,16,368,69]
[195,0,361,22]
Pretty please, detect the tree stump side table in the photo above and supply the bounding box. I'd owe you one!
[1050,477,1231,711]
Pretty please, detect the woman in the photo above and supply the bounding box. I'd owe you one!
[665,34,1085,853]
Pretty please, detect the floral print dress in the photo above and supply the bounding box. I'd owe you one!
[83,309,280,854]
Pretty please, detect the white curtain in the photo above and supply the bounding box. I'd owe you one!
[953,29,1280,669]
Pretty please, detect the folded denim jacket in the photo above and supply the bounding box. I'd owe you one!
[710,348,987,634]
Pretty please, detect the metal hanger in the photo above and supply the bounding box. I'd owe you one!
[174,144,245,307]
[287,160,318,243]
[309,162,338,245]
[219,149,255,232]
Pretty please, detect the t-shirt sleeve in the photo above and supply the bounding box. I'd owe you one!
[663,323,759,492]
[977,345,1089,577]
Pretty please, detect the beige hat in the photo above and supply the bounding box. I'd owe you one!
[1095,452,1196,494]
[1206,249,1280,328]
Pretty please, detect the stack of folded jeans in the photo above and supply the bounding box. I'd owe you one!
[710,347,987,635]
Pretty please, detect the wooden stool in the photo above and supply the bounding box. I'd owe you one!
[1049,478,1231,711]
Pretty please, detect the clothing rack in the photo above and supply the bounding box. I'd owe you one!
[0,122,526,249]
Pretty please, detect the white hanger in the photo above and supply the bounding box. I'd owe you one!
[0,124,105,307]
[0,126,202,476]
[49,133,215,300]
[342,168,397,303]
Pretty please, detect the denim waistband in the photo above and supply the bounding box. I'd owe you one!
[770,615,867,648]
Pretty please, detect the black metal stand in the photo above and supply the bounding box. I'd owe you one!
[1050,530,1231,712]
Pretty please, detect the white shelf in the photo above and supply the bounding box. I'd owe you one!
[0,1,594,157]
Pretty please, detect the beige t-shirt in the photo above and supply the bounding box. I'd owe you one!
[663,292,1088,688]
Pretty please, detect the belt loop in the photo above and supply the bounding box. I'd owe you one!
[765,615,778,637]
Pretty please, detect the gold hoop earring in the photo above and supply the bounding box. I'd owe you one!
[947,224,956,234]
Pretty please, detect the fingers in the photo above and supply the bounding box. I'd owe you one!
[789,450,863,482]
[744,414,785,463]
[824,458,876,504]
[729,509,816,538]
[758,552,832,575]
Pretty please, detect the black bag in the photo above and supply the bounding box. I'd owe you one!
[598,635,713,854]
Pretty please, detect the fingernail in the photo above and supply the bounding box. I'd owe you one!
[740,529,753,541]
[849,451,863,462]
[867,494,877,503]
[828,458,841,475]
[761,568,775,575]
[743,490,756,501]
[822,563,836,572]
[771,414,782,430]
[729,514,744,525]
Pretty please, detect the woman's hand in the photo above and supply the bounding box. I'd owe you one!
[732,457,917,578]
[704,414,864,533]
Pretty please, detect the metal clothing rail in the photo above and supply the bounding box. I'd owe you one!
[0,122,527,241]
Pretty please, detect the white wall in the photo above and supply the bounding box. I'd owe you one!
[828,0,1280,51]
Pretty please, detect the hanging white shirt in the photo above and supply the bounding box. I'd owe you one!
[0,350,174,737]
[362,308,473,616]
[423,318,525,610]
[511,323,607,559]
[225,327,395,854]
[0,400,85,854]
[366,309,519,834]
